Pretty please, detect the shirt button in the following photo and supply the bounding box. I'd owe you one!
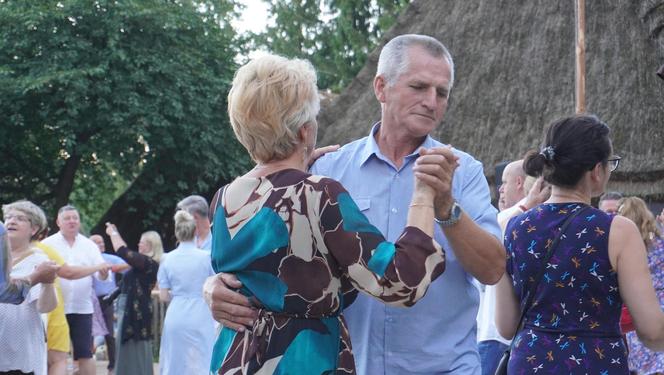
[391,208,397,214]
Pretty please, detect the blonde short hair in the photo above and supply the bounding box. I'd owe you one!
[174,210,196,243]
[2,200,47,241]
[228,54,320,163]
[618,197,661,248]
[140,231,164,262]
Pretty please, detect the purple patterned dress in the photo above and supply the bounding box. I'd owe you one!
[505,203,628,374]
[626,236,664,374]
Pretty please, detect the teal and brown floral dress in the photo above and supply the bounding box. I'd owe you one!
[209,168,446,374]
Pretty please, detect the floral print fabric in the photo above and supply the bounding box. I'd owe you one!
[505,203,627,374]
[209,169,445,374]
[626,236,664,374]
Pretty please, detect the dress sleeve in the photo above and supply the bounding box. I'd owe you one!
[115,246,156,272]
[0,281,29,304]
[157,260,170,289]
[319,179,445,307]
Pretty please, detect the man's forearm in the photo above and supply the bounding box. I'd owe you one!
[441,212,505,285]
[58,264,98,280]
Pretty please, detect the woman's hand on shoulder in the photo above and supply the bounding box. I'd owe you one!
[307,144,340,169]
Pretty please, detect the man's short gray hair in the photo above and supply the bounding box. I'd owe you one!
[57,204,78,216]
[176,195,209,219]
[599,191,623,203]
[376,34,455,89]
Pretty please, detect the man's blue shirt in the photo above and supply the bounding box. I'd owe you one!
[93,253,126,297]
[311,124,500,374]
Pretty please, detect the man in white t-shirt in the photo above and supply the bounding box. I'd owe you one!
[42,205,109,375]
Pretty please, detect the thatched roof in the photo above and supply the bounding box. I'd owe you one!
[317,0,664,200]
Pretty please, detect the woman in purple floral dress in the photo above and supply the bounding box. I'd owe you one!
[618,197,664,374]
[496,115,664,374]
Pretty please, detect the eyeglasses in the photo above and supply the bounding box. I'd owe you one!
[4,213,30,223]
[607,156,621,172]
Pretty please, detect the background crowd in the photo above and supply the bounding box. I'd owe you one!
[0,195,215,375]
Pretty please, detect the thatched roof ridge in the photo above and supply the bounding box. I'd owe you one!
[317,0,664,200]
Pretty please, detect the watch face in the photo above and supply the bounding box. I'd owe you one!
[452,202,462,219]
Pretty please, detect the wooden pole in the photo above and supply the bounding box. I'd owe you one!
[575,0,586,114]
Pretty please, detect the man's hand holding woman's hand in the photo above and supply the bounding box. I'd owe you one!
[413,146,460,218]
[29,261,59,285]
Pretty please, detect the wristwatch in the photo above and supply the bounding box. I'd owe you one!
[434,201,462,227]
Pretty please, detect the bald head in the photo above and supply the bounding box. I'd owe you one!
[89,234,105,252]
[499,160,526,211]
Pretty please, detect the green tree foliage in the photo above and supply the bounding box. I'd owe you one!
[253,0,409,92]
[0,0,250,242]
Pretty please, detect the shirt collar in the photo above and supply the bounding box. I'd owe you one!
[177,241,198,251]
[57,231,80,244]
[358,122,438,167]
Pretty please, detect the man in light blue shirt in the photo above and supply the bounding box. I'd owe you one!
[311,127,501,373]
[90,233,127,374]
[206,34,505,374]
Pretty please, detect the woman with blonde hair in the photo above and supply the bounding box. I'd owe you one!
[105,224,162,375]
[157,210,216,374]
[206,54,448,374]
[618,196,664,374]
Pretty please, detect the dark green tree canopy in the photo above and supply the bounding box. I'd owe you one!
[0,0,250,242]
[253,0,408,92]
[1,0,409,246]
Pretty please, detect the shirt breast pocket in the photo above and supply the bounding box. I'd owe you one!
[354,198,371,212]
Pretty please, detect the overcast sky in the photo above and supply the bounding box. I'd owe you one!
[233,0,269,33]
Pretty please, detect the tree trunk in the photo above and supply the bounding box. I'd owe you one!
[91,157,231,250]
[53,154,82,212]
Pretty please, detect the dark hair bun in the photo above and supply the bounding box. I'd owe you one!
[530,114,611,188]
[523,150,546,177]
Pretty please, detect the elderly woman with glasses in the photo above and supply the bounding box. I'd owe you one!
[0,222,58,305]
[0,201,59,375]
[495,115,664,374]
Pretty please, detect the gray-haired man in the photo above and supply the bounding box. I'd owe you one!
[176,195,212,251]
